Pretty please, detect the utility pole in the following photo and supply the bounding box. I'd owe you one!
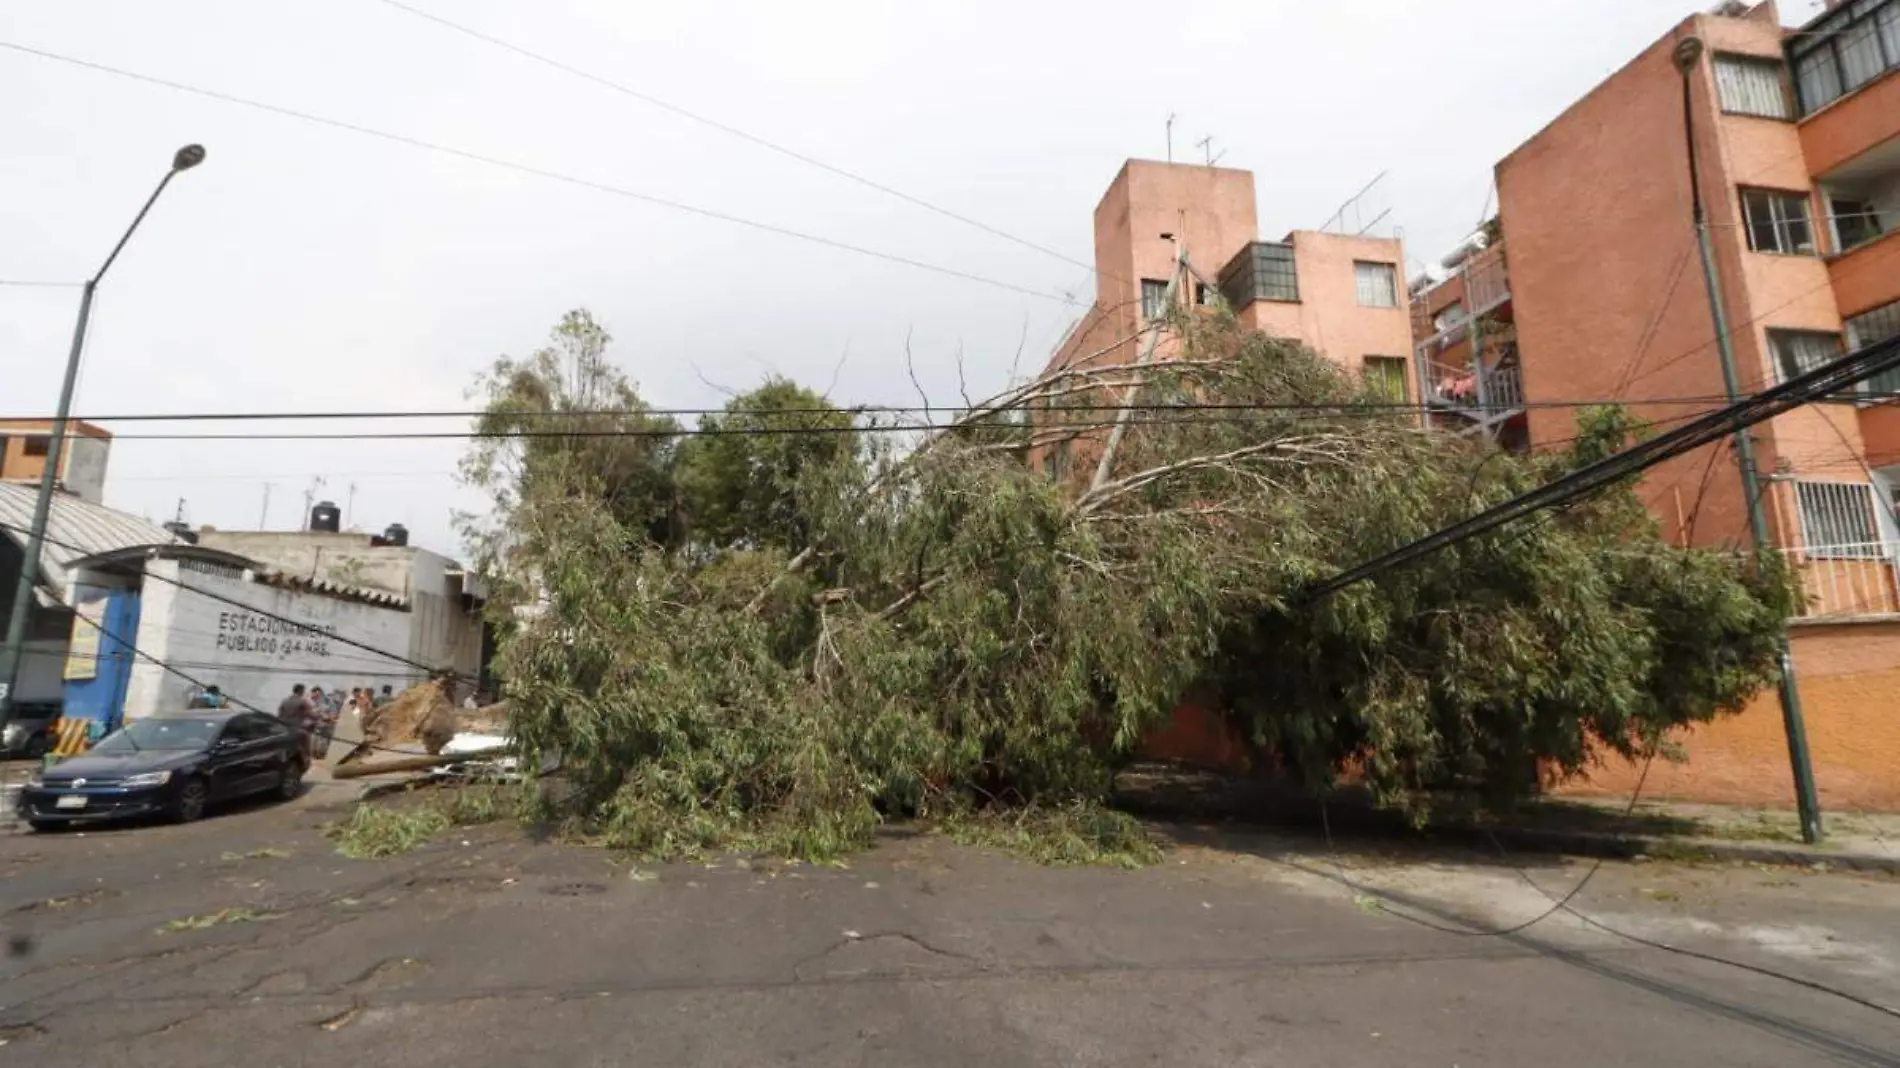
[1674,36,1822,842]
[0,144,206,719]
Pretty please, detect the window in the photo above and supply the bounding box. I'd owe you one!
[1254,244,1299,302]
[1140,278,1171,320]
[1769,329,1844,382]
[1847,299,1900,397]
[1714,55,1792,118]
[1839,15,1887,89]
[21,436,50,457]
[1787,0,1900,115]
[1220,242,1299,306]
[1795,480,1884,558]
[1433,301,1467,333]
[1741,188,1816,255]
[1832,196,1886,251]
[221,716,275,744]
[1194,282,1220,308]
[1362,357,1409,403]
[1354,261,1399,308]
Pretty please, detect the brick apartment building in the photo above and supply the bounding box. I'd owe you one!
[1036,159,1417,766]
[1413,0,1900,808]
[1038,160,1415,481]
[0,419,113,505]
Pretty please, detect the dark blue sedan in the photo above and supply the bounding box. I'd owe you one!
[16,711,306,831]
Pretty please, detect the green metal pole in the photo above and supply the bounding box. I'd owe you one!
[0,281,96,715]
[0,145,202,722]
[1676,37,1822,843]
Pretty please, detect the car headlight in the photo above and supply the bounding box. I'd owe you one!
[119,771,173,788]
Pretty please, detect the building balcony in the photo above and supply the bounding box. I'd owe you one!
[1420,355,1524,428]
[1790,0,1900,175]
[1793,541,1900,621]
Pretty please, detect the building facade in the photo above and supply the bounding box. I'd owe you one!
[190,527,488,693]
[1412,0,1900,808]
[1041,160,1415,473]
[0,419,112,505]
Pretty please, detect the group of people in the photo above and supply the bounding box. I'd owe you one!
[274,682,397,758]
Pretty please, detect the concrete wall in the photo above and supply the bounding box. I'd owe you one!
[193,531,419,600]
[1557,621,1900,811]
[124,558,421,719]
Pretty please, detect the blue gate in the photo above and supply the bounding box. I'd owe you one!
[60,585,142,739]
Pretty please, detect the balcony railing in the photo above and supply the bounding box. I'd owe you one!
[1794,541,1900,620]
[1422,358,1523,424]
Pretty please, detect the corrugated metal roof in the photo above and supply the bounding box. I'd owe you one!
[0,482,176,599]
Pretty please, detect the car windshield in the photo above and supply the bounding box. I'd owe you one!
[91,717,224,753]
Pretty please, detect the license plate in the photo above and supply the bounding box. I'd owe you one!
[54,794,88,810]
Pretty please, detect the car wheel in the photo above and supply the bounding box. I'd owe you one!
[169,777,209,823]
[22,733,48,760]
[277,759,307,801]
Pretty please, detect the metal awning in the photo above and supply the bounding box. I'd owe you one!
[0,482,177,601]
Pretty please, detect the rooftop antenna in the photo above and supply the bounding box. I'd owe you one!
[1166,113,1176,163]
[345,481,358,529]
[258,482,273,529]
[1195,134,1225,167]
[1319,170,1389,234]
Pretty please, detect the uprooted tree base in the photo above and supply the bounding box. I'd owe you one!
[460,311,1797,863]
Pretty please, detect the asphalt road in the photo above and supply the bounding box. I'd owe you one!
[2,783,1897,1067]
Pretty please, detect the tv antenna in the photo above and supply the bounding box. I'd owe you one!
[1166,113,1177,163]
[1196,134,1225,167]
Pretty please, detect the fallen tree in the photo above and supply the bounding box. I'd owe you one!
[457,310,1797,859]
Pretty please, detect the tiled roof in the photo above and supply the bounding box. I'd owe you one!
[0,482,176,599]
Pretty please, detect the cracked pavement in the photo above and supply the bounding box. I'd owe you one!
[2,784,1898,1066]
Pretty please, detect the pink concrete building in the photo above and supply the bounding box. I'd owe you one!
[1038,160,1414,477]
[1412,0,1900,809]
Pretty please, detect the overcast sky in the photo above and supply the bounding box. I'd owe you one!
[2,0,1823,555]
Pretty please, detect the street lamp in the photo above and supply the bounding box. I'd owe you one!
[0,145,207,718]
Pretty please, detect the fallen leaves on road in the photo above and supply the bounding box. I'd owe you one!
[158,907,282,934]
[221,848,292,862]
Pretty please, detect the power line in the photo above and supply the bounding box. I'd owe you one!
[0,40,1071,305]
[1307,330,1900,598]
[368,0,1107,284]
[48,407,1743,442]
[1622,238,1900,391]
[11,391,1858,425]
[0,520,463,681]
[0,279,84,289]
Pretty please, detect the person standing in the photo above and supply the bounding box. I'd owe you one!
[277,684,315,760]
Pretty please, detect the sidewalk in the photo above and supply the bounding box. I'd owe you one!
[1113,766,1900,873]
[1486,797,1900,873]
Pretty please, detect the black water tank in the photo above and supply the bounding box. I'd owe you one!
[383,522,409,546]
[310,500,341,532]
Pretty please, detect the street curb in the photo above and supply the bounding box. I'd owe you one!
[1482,825,1900,875]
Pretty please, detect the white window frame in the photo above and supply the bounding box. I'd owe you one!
[1794,479,1886,559]
[1714,54,1792,119]
[1354,261,1399,308]
[1742,188,1817,255]
[1139,278,1171,320]
[1768,329,1845,383]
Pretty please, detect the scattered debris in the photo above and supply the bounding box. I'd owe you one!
[315,1004,363,1032]
[14,888,115,912]
[221,848,292,862]
[328,805,451,858]
[158,907,281,934]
